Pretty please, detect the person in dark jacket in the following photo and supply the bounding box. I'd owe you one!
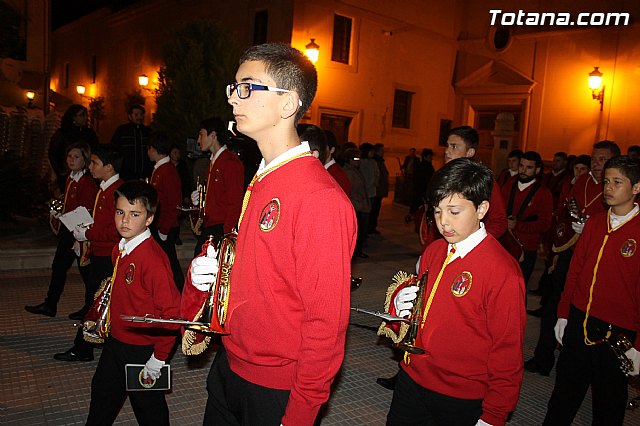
[110,104,153,180]
[49,104,99,193]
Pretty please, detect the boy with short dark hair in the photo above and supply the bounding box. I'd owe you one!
[544,155,640,425]
[386,157,526,426]
[54,145,124,362]
[185,43,357,425]
[85,181,181,425]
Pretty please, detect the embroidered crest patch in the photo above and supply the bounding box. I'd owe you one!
[556,222,565,237]
[125,263,135,285]
[259,198,280,232]
[451,272,472,297]
[621,239,636,257]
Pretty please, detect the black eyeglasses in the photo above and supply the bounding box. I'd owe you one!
[226,82,291,99]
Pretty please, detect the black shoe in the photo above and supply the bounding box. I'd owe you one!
[526,308,543,317]
[25,303,56,317]
[376,374,398,390]
[356,252,369,259]
[524,358,550,376]
[68,308,88,321]
[53,349,94,362]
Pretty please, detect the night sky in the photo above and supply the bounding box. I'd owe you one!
[52,0,141,30]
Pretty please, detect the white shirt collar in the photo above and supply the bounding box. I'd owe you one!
[589,171,598,184]
[257,142,312,181]
[324,158,336,170]
[509,169,518,176]
[552,169,564,176]
[448,222,487,263]
[118,228,151,257]
[610,204,639,230]
[100,174,120,191]
[154,156,171,169]
[517,178,536,191]
[69,169,85,182]
[210,144,228,165]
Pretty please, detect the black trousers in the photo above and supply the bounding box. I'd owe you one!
[354,211,370,256]
[518,250,537,288]
[204,348,291,426]
[532,250,573,372]
[72,255,114,357]
[543,305,633,426]
[194,223,224,259]
[152,226,184,293]
[387,368,482,426]
[369,196,383,232]
[45,229,92,309]
[87,338,169,426]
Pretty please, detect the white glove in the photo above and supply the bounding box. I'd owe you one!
[158,231,168,242]
[72,240,81,257]
[394,286,420,318]
[625,347,640,376]
[143,353,165,380]
[50,209,62,219]
[190,245,218,291]
[191,189,200,206]
[571,221,585,234]
[73,225,87,242]
[554,318,568,345]
[475,419,492,426]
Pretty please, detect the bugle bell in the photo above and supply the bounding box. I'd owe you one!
[608,333,635,376]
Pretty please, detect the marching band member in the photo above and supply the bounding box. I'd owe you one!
[185,43,357,426]
[55,145,124,362]
[191,116,245,256]
[26,142,97,318]
[86,181,180,425]
[525,141,619,376]
[147,131,184,291]
[543,155,640,425]
[385,158,525,426]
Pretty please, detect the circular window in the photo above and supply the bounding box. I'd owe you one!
[488,26,512,52]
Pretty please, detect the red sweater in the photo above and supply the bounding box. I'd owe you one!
[403,237,525,426]
[85,178,123,256]
[63,172,98,214]
[150,161,182,234]
[109,237,181,360]
[326,161,352,196]
[222,156,357,425]
[501,180,553,251]
[203,148,245,232]
[543,169,571,210]
[558,210,640,347]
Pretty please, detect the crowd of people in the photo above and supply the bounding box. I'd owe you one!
[19,41,640,426]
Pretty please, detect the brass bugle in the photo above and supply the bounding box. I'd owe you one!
[396,271,428,355]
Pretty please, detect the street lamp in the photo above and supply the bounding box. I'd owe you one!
[76,85,86,96]
[305,39,320,64]
[138,74,149,87]
[588,67,604,111]
[26,91,35,108]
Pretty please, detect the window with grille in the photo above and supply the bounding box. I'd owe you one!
[392,89,414,129]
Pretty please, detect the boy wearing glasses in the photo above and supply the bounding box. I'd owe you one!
[185,43,357,425]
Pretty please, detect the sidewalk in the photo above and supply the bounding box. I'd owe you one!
[1,199,639,425]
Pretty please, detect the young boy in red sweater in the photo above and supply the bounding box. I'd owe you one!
[54,145,124,362]
[544,155,640,425]
[386,158,526,426]
[85,181,181,425]
[184,43,357,426]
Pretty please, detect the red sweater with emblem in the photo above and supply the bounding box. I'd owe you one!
[150,161,182,234]
[501,180,553,251]
[85,178,123,256]
[558,210,640,346]
[396,236,525,426]
[63,172,98,215]
[221,156,357,426]
[203,148,245,232]
[326,161,352,196]
[109,237,181,360]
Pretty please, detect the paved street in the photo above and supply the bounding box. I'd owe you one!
[1,199,639,425]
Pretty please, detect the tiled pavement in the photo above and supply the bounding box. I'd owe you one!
[2,199,640,425]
